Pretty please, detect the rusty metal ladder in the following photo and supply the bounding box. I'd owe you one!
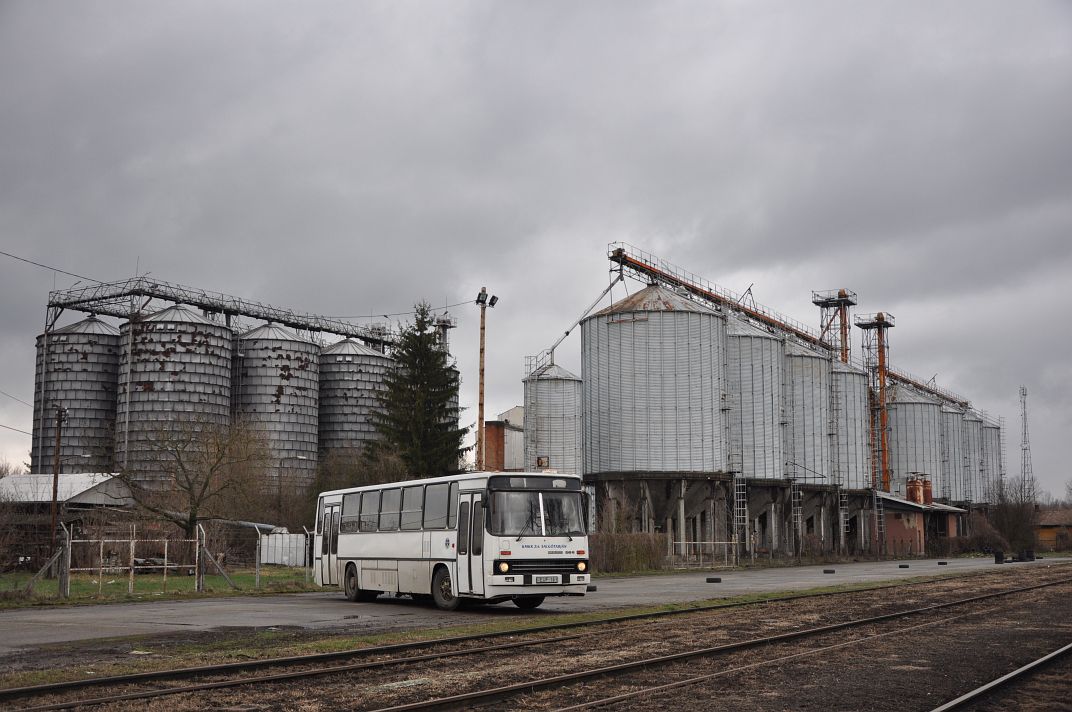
[872,488,887,556]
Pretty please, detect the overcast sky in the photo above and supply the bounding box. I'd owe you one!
[1,2,1069,496]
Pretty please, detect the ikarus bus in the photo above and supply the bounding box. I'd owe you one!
[313,471,590,610]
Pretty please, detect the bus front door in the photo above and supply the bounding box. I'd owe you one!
[456,493,485,596]
[321,503,341,585]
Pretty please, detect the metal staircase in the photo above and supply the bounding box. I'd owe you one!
[733,477,749,564]
[872,488,886,556]
[790,481,804,556]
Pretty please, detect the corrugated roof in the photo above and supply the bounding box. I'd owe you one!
[239,323,310,343]
[876,490,966,513]
[51,316,120,337]
[785,339,825,358]
[1038,509,1072,527]
[143,304,214,325]
[321,338,390,358]
[0,473,120,503]
[591,284,717,317]
[524,363,580,382]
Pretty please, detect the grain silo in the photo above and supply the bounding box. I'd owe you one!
[318,338,392,456]
[31,316,121,474]
[940,407,965,501]
[523,363,581,474]
[980,420,1002,503]
[831,360,870,489]
[961,410,983,502]
[725,315,784,480]
[235,324,319,489]
[581,284,726,475]
[784,340,831,482]
[886,384,942,497]
[115,305,233,480]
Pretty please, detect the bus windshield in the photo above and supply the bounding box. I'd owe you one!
[489,491,586,537]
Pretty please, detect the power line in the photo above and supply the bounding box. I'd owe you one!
[324,299,472,320]
[0,249,102,284]
[0,423,32,436]
[0,389,32,408]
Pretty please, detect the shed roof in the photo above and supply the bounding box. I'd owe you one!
[0,473,131,506]
[876,490,965,514]
[1038,509,1072,527]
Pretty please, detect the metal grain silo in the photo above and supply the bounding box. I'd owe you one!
[886,385,942,498]
[831,360,870,489]
[318,338,393,456]
[523,363,582,474]
[940,407,965,501]
[980,420,1002,503]
[961,410,983,503]
[235,324,319,489]
[115,305,233,479]
[725,315,784,480]
[784,340,831,483]
[581,285,726,475]
[31,316,121,474]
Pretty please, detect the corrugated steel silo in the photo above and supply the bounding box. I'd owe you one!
[115,305,233,479]
[961,410,983,502]
[940,407,965,501]
[31,317,121,474]
[582,285,726,475]
[886,385,942,498]
[523,363,582,474]
[832,360,870,489]
[784,340,831,482]
[235,324,319,488]
[725,315,784,480]
[980,421,1002,503]
[318,338,392,455]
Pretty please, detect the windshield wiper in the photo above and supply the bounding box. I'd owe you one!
[516,517,537,541]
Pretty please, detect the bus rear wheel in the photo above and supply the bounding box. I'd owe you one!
[513,595,545,610]
[432,567,461,611]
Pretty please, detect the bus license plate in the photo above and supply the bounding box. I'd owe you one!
[535,575,558,584]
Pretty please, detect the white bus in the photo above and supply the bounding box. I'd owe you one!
[313,471,590,610]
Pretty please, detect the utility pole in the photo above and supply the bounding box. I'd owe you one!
[475,287,497,471]
[50,405,66,558]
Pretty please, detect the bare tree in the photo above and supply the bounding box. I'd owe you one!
[989,473,1040,554]
[117,418,270,538]
[0,460,23,477]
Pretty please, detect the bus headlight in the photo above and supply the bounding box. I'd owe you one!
[498,561,510,573]
[576,561,587,572]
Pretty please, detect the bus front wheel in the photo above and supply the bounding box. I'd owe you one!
[432,566,461,611]
[344,564,379,602]
[513,596,545,610]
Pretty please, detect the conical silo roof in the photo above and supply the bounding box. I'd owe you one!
[52,316,120,336]
[591,284,715,317]
[726,314,779,338]
[143,304,214,325]
[321,338,388,358]
[524,363,581,382]
[239,323,312,343]
[785,338,826,358]
[892,384,940,404]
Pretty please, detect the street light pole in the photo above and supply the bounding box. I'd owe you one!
[475,288,497,471]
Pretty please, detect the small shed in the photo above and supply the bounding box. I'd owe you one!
[1036,509,1072,551]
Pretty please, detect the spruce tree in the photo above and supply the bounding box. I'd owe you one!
[371,302,468,476]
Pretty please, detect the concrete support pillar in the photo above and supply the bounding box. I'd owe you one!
[678,479,687,556]
[640,481,654,534]
[819,500,826,553]
[705,496,715,555]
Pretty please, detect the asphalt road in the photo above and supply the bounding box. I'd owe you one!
[0,556,1064,655]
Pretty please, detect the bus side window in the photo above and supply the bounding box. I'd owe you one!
[448,482,459,529]
[317,498,325,535]
[401,486,423,530]
[423,483,449,528]
[341,493,361,533]
[360,491,380,532]
[379,488,401,531]
[458,501,470,555]
[331,509,341,554]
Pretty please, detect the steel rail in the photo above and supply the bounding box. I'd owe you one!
[6,569,1069,710]
[929,640,1072,712]
[372,576,1072,712]
[3,564,1024,704]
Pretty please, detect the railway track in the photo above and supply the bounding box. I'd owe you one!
[5,568,1070,710]
[930,640,1072,712]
